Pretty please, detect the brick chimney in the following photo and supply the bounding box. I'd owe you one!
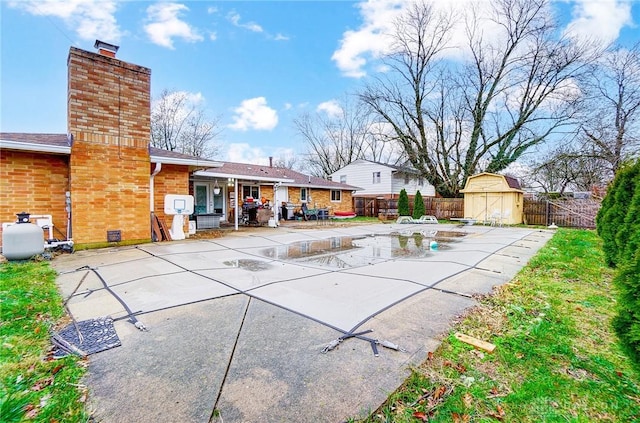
[94,39,119,58]
[67,43,152,246]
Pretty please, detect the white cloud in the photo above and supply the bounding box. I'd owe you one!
[331,0,407,78]
[144,3,203,49]
[224,143,268,164]
[229,97,278,131]
[316,100,344,118]
[9,0,123,42]
[227,11,263,33]
[274,33,290,41]
[283,103,293,111]
[207,6,218,15]
[564,0,633,44]
[209,31,218,41]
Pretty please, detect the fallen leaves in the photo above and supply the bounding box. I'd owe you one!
[412,411,428,421]
[31,376,54,391]
[488,404,506,420]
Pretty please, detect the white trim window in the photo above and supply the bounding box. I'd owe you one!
[331,190,341,202]
[300,187,308,202]
[372,171,381,184]
[340,175,347,183]
[243,185,260,200]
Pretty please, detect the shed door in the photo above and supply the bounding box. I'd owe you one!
[471,193,503,223]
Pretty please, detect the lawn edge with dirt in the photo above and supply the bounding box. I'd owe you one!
[362,228,640,422]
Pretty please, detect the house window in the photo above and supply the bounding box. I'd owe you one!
[340,175,347,183]
[300,188,308,202]
[242,185,259,200]
[331,190,341,202]
[373,172,381,184]
[418,177,424,186]
[404,175,410,184]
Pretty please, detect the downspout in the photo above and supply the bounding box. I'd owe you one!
[150,162,162,240]
[150,162,162,212]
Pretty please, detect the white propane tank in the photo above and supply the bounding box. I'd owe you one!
[2,213,44,260]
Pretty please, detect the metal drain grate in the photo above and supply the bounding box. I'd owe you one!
[53,317,121,357]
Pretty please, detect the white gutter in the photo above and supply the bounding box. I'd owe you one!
[150,162,162,212]
[0,139,71,154]
[193,169,294,183]
[151,156,221,167]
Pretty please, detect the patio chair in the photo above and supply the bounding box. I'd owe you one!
[414,215,438,224]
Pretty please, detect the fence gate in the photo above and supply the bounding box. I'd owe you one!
[523,199,601,228]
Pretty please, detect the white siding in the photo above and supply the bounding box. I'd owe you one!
[330,160,393,195]
[331,160,435,197]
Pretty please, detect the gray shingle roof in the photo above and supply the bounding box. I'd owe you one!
[205,162,360,190]
[0,132,70,146]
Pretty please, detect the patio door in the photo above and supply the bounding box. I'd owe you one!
[194,182,226,216]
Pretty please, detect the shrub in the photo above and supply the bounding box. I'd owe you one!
[398,189,410,216]
[596,161,640,267]
[610,162,640,370]
[413,190,425,219]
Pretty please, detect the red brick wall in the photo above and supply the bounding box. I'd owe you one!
[152,164,190,230]
[0,151,69,246]
[68,47,152,246]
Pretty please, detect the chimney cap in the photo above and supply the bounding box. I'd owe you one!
[94,39,119,55]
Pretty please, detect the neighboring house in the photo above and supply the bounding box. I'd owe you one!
[192,161,359,226]
[329,159,435,198]
[0,41,220,248]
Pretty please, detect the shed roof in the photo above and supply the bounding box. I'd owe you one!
[460,172,524,193]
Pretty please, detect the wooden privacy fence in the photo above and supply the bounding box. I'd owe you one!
[354,197,464,219]
[354,196,601,228]
[523,199,601,228]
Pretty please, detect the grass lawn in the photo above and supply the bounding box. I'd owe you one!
[363,228,640,422]
[0,261,89,422]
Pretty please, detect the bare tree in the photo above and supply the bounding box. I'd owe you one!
[294,96,404,177]
[150,89,222,158]
[580,42,640,176]
[524,143,610,194]
[360,0,593,197]
[273,155,299,170]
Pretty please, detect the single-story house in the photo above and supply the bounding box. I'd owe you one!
[0,41,356,249]
[329,159,436,198]
[191,161,359,229]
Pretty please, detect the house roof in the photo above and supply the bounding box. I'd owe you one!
[0,132,219,167]
[0,133,71,154]
[342,159,420,174]
[194,161,361,190]
[148,147,220,167]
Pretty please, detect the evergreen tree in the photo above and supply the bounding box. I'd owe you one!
[596,162,640,267]
[398,189,410,216]
[413,190,425,219]
[612,166,640,368]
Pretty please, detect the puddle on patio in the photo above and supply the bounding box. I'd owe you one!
[223,259,273,271]
[260,230,467,268]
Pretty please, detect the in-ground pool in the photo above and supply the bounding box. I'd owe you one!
[259,230,467,268]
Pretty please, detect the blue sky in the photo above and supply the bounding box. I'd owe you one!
[1,0,639,164]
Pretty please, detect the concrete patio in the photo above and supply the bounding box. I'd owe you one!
[52,222,553,422]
